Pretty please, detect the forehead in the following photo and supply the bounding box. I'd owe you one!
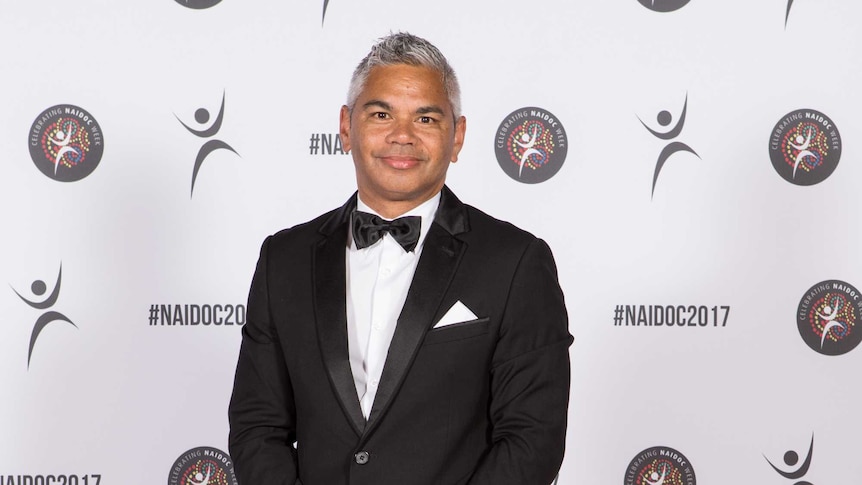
[359,64,448,106]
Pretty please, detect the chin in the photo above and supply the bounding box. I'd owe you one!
[382,187,424,202]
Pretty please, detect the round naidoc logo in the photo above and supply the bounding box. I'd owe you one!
[168,447,238,485]
[624,446,696,485]
[637,0,691,12]
[769,109,842,186]
[28,105,104,182]
[797,280,862,356]
[494,107,568,184]
[174,0,223,9]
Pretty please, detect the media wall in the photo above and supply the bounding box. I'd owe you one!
[2,1,860,483]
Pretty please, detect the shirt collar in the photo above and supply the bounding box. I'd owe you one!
[350,192,441,252]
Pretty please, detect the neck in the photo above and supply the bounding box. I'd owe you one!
[358,189,440,220]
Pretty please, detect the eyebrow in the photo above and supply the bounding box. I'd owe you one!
[362,100,392,111]
[361,100,447,117]
[416,106,446,116]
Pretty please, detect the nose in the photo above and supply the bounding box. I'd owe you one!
[385,118,416,145]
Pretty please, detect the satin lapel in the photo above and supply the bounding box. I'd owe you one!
[313,199,365,436]
[363,223,466,436]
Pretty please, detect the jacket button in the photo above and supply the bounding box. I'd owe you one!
[354,451,370,465]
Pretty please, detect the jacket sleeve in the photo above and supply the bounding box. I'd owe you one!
[467,238,573,485]
[229,236,301,485]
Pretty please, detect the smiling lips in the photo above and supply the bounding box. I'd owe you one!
[379,155,423,169]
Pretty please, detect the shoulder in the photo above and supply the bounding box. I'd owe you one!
[272,209,335,240]
[462,203,538,246]
[260,207,341,256]
[458,203,551,262]
[437,186,537,252]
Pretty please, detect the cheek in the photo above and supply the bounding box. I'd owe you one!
[426,136,454,160]
[355,128,387,150]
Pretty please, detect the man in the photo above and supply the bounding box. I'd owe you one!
[229,32,572,485]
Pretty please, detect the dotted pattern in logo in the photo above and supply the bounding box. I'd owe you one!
[494,107,568,184]
[797,280,861,356]
[624,446,696,485]
[28,105,104,182]
[769,109,841,186]
[168,447,238,485]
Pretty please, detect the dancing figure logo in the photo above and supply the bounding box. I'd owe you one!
[322,0,331,24]
[11,264,77,369]
[764,434,815,485]
[175,91,240,198]
[638,93,700,199]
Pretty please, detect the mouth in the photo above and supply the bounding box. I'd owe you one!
[379,155,422,169]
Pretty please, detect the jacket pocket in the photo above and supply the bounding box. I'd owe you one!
[423,317,490,345]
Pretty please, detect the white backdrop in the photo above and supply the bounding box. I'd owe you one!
[2,0,861,483]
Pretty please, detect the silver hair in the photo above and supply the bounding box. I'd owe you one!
[346,32,462,119]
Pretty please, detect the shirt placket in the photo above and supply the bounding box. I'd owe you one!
[362,236,401,416]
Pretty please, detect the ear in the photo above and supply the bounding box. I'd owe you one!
[450,115,467,163]
[339,105,351,153]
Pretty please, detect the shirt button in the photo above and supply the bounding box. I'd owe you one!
[373,322,383,331]
[381,267,391,276]
[355,451,370,465]
[369,378,379,387]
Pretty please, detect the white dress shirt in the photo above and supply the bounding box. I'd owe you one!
[346,193,440,419]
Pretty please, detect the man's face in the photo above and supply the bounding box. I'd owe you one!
[340,64,466,215]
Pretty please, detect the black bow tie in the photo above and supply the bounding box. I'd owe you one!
[351,211,421,252]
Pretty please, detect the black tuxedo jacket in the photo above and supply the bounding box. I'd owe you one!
[229,186,572,485]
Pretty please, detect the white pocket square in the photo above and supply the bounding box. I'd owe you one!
[433,300,479,329]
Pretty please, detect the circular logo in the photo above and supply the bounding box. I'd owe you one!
[494,107,568,184]
[175,0,223,9]
[168,447,238,485]
[769,109,842,186]
[28,105,104,182]
[624,446,696,485]
[638,0,691,12]
[797,280,862,356]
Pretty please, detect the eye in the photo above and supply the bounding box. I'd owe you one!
[373,112,390,120]
[418,116,436,124]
